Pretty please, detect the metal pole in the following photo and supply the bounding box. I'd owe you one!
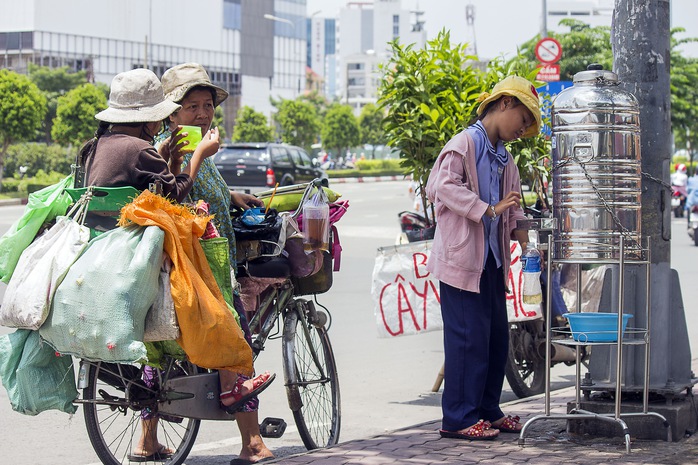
[545,233,553,415]
[643,236,651,413]
[542,0,548,37]
[616,235,625,419]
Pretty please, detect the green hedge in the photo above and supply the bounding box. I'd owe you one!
[326,158,406,178]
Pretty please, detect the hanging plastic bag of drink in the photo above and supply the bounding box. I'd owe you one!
[301,186,330,252]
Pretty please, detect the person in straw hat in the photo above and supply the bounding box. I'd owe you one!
[81,68,275,462]
[159,63,273,464]
[425,75,541,441]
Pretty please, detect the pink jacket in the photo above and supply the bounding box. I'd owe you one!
[425,129,526,293]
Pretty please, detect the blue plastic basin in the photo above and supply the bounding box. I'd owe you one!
[562,313,633,342]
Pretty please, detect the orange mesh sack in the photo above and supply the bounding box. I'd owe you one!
[119,191,253,375]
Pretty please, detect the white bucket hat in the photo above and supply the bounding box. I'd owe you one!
[161,63,229,107]
[95,68,181,124]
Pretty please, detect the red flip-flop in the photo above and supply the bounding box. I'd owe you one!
[439,420,500,440]
[491,414,522,433]
[220,372,275,414]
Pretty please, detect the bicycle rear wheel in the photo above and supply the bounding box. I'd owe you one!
[81,360,200,465]
[282,302,341,449]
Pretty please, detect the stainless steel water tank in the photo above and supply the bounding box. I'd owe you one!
[551,66,642,260]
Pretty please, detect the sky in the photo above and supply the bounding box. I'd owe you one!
[306,0,698,60]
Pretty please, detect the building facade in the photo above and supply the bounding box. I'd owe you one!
[0,0,308,136]
[546,0,613,33]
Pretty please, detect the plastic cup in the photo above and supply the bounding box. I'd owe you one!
[177,125,202,153]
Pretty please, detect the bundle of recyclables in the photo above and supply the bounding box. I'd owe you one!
[234,181,348,296]
[0,184,256,415]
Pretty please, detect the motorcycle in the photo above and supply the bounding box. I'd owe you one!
[397,210,435,243]
[671,184,687,218]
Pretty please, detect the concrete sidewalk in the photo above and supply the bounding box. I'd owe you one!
[271,361,698,465]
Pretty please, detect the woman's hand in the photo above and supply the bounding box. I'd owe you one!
[491,191,522,217]
[198,127,221,158]
[231,191,264,210]
[158,129,188,170]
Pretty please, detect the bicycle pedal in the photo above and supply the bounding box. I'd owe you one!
[259,417,287,438]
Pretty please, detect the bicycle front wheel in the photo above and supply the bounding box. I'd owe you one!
[282,303,341,449]
[81,360,200,465]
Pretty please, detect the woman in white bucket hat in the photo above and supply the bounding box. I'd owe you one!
[81,68,220,204]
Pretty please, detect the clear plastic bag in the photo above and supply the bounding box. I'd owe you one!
[301,187,329,252]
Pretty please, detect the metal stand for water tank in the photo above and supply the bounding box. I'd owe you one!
[518,235,670,453]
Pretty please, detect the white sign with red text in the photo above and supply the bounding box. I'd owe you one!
[371,241,542,338]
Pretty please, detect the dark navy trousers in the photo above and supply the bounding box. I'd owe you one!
[440,251,508,431]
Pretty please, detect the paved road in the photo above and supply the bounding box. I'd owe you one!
[0,181,696,464]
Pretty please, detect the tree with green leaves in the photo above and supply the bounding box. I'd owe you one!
[358,103,386,159]
[0,70,47,189]
[321,103,360,160]
[519,23,698,169]
[232,106,274,142]
[52,83,108,147]
[275,99,321,151]
[378,30,481,218]
[299,90,331,120]
[517,19,613,81]
[28,64,88,143]
[212,106,227,141]
[669,27,698,166]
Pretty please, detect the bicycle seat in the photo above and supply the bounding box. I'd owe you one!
[238,256,291,279]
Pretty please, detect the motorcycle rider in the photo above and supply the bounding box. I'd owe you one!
[671,163,688,187]
[686,168,698,224]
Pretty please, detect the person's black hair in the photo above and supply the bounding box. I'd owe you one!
[75,121,110,184]
[187,85,217,105]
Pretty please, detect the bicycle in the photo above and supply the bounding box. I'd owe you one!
[71,179,341,464]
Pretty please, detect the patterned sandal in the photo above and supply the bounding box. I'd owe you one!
[492,415,522,433]
[439,420,500,440]
[220,371,276,414]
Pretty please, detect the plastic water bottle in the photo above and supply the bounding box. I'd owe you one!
[521,244,543,304]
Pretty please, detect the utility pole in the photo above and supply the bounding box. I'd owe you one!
[604,0,692,393]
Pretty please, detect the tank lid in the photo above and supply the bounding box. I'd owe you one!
[573,64,618,85]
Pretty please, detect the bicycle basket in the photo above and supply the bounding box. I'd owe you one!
[232,208,283,263]
[291,249,332,296]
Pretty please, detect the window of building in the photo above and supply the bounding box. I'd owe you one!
[0,31,33,50]
[223,0,242,30]
[393,15,400,38]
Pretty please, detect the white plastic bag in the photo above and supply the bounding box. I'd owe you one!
[143,255,180,342]
[0,216,90,330]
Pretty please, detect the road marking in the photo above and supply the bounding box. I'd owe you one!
[82,425,298,465]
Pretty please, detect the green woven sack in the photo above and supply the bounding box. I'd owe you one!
[0,175,74,283]
[0,329,77,416]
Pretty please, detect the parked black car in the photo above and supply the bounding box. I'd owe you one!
[213,142,327,193]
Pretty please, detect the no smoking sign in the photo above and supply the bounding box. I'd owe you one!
[535,37,563,64]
